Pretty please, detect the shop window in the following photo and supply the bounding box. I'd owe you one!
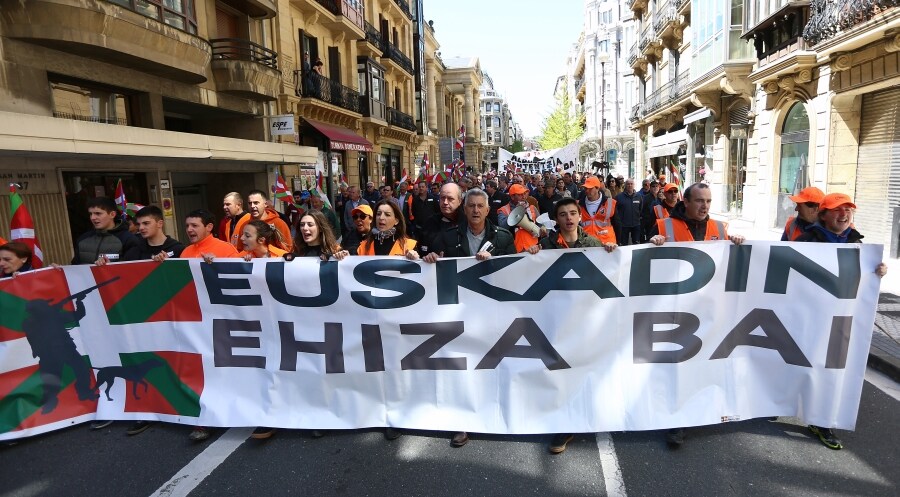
[62,171,149,241]
[776,102,810,227]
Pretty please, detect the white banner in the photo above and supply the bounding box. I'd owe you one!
[0,242,882,440]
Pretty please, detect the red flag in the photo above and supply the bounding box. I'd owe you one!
[114,179,127,220]
[274,172,300,212]
[8,184,44,268]
[455,125,465,150]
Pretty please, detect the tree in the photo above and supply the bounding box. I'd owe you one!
[537,81,584,150]
[508,139,525,153]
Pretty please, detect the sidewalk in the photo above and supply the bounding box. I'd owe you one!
[725,219,900,383]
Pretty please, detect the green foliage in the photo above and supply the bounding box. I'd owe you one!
[537,82,584,150]
[508,139,525,153]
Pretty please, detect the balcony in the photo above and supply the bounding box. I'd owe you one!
[629,0,648,17]
[393,0,414,20]
[803,0,899,46]
[210,39,280,100]
[575,78,585,103]
[358,21,384,57]
[295,70,361,114]
[653,1,682,47]
[387,107,416,132]
[217,0,277,18]
[1,0,211,83]
[295,0,365,38]
[642,69,691,118]
[675,0,689,15]
[380,39,414,76]
[629,104,643,124]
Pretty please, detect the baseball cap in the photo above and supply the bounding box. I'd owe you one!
[583,176,603,189]
[351,205,373,218]
[789,186,825,204]
[508,184,529,195]
[663,183,679,192]
[820,193,856,210]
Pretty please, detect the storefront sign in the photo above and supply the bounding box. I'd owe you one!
[270,115,295,136]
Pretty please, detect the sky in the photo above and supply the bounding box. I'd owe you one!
[424,0,584,138]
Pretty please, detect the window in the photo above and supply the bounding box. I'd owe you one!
[493,117,500,127]
[493,103,500,112]
[485,102,492,112]
[50,79,131,125]
[109,0,197,34]
[494,132,501,142]
[776,102,810,227]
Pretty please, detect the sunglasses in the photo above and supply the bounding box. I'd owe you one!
[352,214,370,220]
[803,202,819,208]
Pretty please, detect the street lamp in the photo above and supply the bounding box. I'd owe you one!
[598,51,609,172]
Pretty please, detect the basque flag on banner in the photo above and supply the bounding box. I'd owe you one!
[8,184,44,269]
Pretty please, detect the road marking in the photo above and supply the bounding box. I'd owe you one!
[595,432,627,497]
[866,367,900,402]
[150,427,253,497]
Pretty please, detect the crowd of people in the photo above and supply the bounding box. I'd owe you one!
[0,168,887,454]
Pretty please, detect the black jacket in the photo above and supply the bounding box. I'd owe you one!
[128,236,185,261]
[537,193,562,215]
[418,212,463,256]
[487,190,509,225]
[431,219,516,257]
[795,225,863,244]
[72,222,140,265]
[409,194,439,233]
[614,191,643,228]
[342,228,368,255]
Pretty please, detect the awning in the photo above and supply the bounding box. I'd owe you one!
[646,142,685,158]
[683,108,712,125]
[304,118,373,152]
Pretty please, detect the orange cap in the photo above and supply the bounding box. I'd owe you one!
[508,184,529,195]
[820,193,856,210]
[351,205,373,218]
[583,176,603,189]
[663,183,679,192]
[789,186,825,204]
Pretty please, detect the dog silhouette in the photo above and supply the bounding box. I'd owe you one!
[92,358,165,401]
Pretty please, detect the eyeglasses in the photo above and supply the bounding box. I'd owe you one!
[352,214,370,220]
[803,202,819,208]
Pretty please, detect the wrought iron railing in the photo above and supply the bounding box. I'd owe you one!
[653,0,672,34]
[393,0,414,20]
[211,38,278,70]
[629,104,642,123]
[294,70,361,114]
[642,69,690,116]
[387,106,416,131]
[638,22,652,51]
[53,111,127,126]
[312,0,365,32]
[363,21,381,48]
[803,0,899,46]
[574,78,585,94]
[674,0,687,11]
[628,43,640,65]
[381,39,414,75]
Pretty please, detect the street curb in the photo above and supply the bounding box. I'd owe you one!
[868,348,900,383]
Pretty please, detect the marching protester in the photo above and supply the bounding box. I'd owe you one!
[648,182,745,448]
[578,176,618,246]
[535,197,617,454]
[538,180,562,215]
[782,186,825,241]
[643,183,679,242]
[419,183,463,257]
[343,185,369,235]
[485,179,508,225]
[407,180,438,237]
[309,193,340,239]
[342,205,373,255]
[357,200,419,260]
[72,197,140,266]
[498,183,544,254]
[613,178,643,246]
[222,192,251,248]
[794,192,887,450]
[238,220,289,261]
[0,241,33,278]
[245,190,293,252]
[290,211,348,261]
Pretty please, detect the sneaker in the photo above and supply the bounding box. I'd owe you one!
[808,425,842,450]
[189,427,211,442]
[126,421,153,436]
[549,433,575,454]
[384,427,402,440]
[90,420,113,430]
[251,427,277,440]
[666,428,685,448]
[451,431,469,447]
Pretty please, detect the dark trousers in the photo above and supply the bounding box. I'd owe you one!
[617,225,642,246]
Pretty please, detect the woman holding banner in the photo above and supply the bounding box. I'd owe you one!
[288,211,347,261]
[0,241,32,278]
[357,200,419,260]
[237,221,288,262]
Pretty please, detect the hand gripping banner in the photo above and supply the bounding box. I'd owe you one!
[0,242,882,441]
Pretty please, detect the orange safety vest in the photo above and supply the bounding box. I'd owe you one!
[358,238,417,256]
[406,195,415,221]
[499,203,540,252]
[579,198,617,245]
[657,217,728,242]
[653,203,671,220]
[782,216,803,241]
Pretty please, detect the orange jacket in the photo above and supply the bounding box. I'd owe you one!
[181,235,240,258]
[579,198,617,245]
[0,236,7,246]
[782,216,804,241]
[656,217,728,242]
[237,208,293,252]
[357,238,417,256]
[224,212,251,248]
[498,203,540,253]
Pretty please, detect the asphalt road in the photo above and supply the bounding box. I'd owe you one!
[2,370,897,497]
